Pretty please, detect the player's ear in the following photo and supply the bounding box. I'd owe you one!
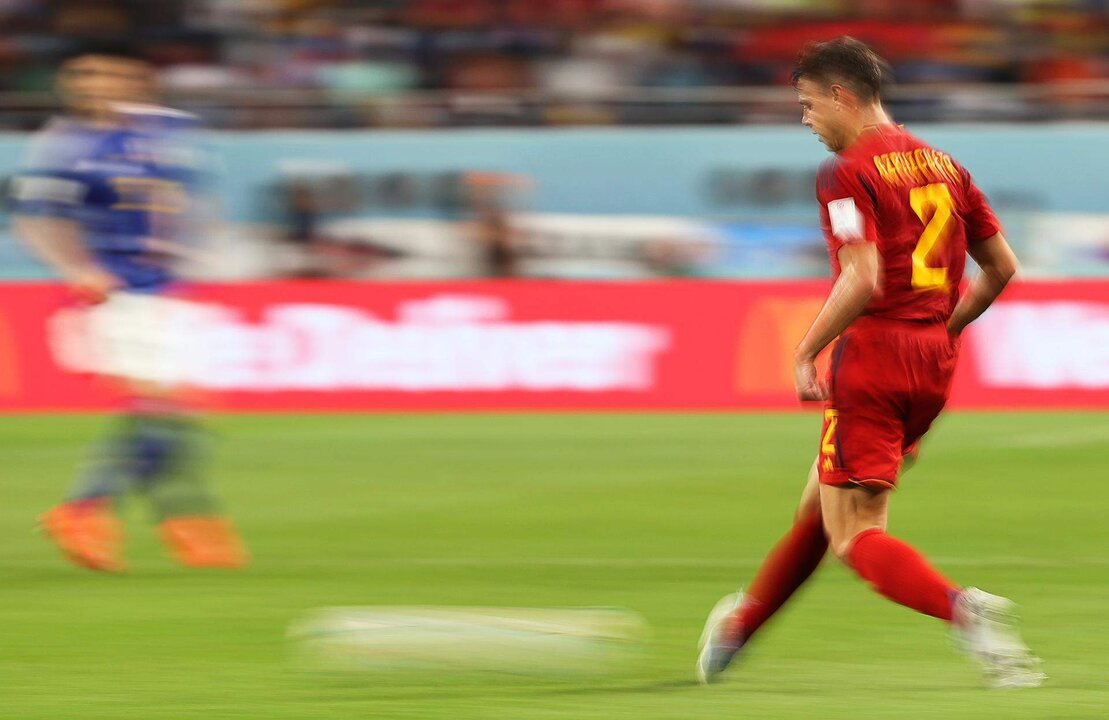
[831,83,863,111]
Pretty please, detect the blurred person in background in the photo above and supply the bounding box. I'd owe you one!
[277,174,403,278]
[697,36,1042,688]
[10,40,248,572]
[280,180,332,277]
[463,172,524,278]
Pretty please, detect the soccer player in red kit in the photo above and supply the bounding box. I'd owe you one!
[697,37,1043,688]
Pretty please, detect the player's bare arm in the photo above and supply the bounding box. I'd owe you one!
[13,215,120,303]
[792,242,879,401]
[947,232,1019,337]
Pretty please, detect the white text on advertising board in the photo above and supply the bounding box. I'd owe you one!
[973,302,1109,389]
[52,295,672,392]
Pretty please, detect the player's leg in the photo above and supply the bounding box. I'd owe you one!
[39,395,239,571]
[820,483,958,621]
[44,294,247,570]
[40,300,132,571]
[733,459,827,637]
[129,294,248,568]
[128,384,248,569]
[820,454,1043,687]
[697,459,828,683]
[898,363,1043,685]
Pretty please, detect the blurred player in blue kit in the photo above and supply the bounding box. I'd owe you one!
[12,42,247,571]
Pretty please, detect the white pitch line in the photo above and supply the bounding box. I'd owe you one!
[361,556,1109,569]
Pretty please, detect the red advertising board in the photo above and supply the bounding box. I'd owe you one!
[0,280,1105,412]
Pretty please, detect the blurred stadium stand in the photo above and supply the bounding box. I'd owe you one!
[0,0,1105,129]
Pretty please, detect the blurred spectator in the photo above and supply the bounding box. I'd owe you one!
[642,236,712,278]
[278,180,328,277]
[273,172,404,278]
[463,172,526,277]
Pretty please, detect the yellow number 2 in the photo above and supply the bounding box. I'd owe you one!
[820,408,838,472]
[909,183,955,291]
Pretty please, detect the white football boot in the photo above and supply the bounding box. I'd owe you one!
[953,587,1045,689]
[696,591,745,684]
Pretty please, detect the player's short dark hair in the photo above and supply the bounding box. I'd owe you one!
[791,36,891,102]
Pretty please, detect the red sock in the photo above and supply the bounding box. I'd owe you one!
[733,509,827,641]
[847,528,957,621]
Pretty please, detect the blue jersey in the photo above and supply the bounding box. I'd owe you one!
[12,105,208,291]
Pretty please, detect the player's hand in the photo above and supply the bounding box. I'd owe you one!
[792,353,827,402]
[70,267,121,305]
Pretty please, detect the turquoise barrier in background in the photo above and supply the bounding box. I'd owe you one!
[1,125,1106,277]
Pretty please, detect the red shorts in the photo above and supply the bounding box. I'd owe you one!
[818,317,959,491]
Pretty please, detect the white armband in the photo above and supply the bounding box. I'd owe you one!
[10,176,87,205]
[827,197,865,242]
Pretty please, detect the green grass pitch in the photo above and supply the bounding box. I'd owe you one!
[1,412,1107,719]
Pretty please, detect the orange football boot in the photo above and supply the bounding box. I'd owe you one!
[40,498,125,572]
[159,516,249,569]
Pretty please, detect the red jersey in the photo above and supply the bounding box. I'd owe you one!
[816,124,1002,323]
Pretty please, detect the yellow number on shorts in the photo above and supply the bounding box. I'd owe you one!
[821,408,838,472]
[909,183,955,291]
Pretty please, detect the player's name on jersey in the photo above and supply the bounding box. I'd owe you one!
[872,148,959,189]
